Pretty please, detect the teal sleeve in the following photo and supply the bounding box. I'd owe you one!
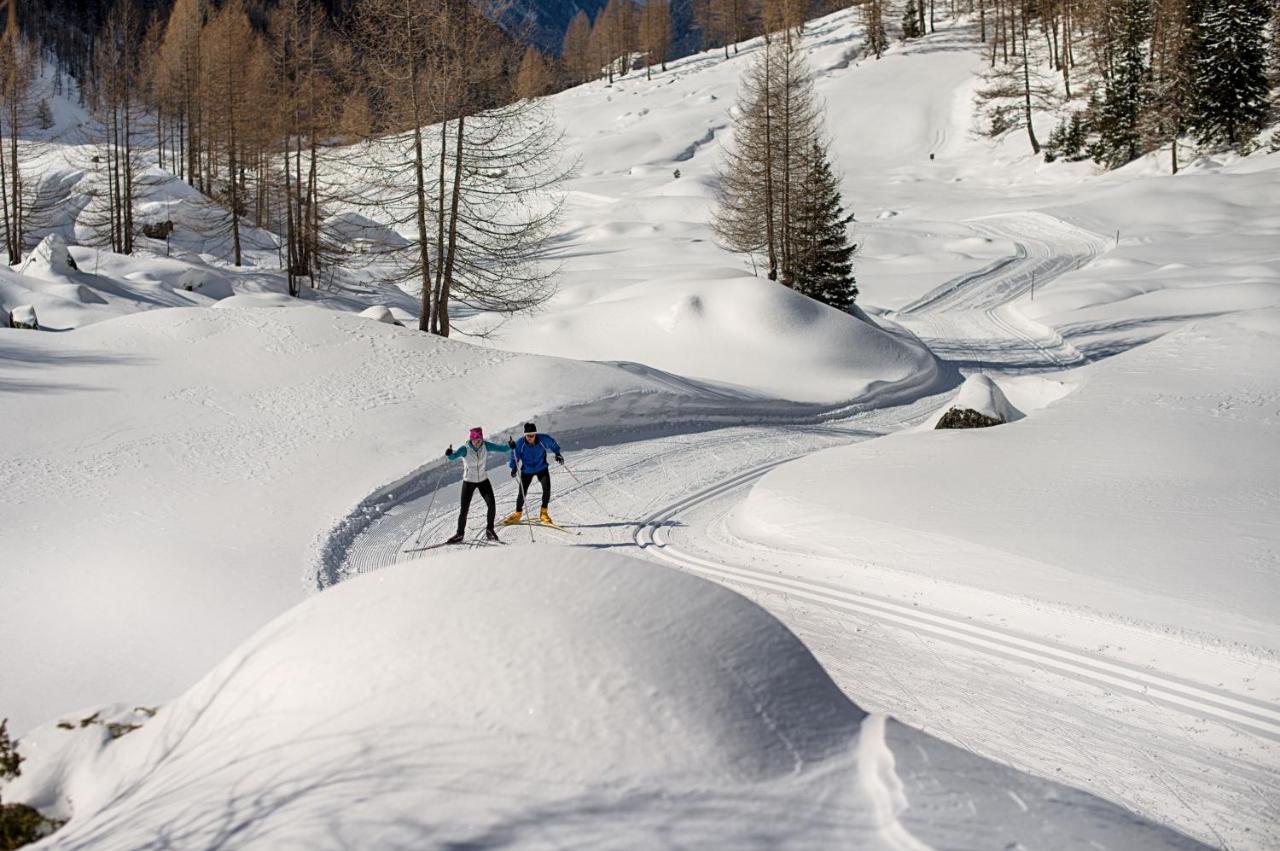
[484,440,508,452]
[446,445,467,461]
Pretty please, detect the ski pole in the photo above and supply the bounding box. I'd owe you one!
[413,464,446,546]
[513,462,537,542]
[559,460,616,520]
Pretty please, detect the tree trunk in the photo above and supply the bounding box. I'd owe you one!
[437,114,465,338]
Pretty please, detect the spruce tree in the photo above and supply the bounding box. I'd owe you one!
[1188,0,1271,149]
[902,0,922,39]
[788,143,857,310]
[1090,0,1151,169]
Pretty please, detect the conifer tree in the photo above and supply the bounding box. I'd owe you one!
[561,11,592,85]
[514,45,552,99]
[789,142,857,310]
[639,0,671,79]
[902,0,923,39]
[1090,0,1151,168]
[715,32,852,297]
[1188,0,1271,149]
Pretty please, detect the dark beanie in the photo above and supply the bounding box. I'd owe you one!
[524,422,537,434]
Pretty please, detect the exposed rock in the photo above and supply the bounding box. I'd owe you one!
[936,407,1005,429]
[7,306,37,330]
[142,220,174,240]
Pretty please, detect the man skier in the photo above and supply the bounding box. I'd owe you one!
[443,427,509,544]
[503,422,564,526]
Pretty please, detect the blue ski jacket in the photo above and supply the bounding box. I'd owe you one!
[509,433,562,474]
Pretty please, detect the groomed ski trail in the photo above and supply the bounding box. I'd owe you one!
[895,211,1105,370]
[321,212,1280,849]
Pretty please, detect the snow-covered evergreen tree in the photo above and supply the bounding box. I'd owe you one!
[1188,0,1271,149]
[788,143,857,310]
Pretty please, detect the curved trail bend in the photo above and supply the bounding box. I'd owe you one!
[329,212,1278,850]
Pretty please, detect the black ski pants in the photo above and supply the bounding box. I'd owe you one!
[515,469,551,512]
[457,479,496,534]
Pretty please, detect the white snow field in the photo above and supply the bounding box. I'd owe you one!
[2,6,1278,850]
[4,551,1205,850]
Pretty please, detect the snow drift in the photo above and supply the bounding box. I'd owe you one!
[732,307,1280,650]
[20,550,914,850]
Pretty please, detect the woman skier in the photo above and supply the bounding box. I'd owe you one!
[504,422,564,526]
[443,427,509,544]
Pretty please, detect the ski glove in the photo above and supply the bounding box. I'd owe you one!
[445,445,453,457]
[510,469,517,478]
[555,454,564,464]
[507,437,516,449]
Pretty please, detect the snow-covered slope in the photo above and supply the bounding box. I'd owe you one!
[734,307,1280,651]
[1,304,871,733]
[4,550,1206,849]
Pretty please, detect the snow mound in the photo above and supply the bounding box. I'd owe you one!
[473,274,939,404]
[357,304,403,325]
[928,372,1022,427]
[212,292,302,309]
[38,550,885,848]
[22,234,79,277]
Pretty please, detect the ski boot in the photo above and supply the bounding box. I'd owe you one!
[501,511,523,526]
[445,531,465,545]
[485,528,500,542]
[539,507,553,525]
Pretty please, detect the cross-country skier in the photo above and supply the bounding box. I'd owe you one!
[503,422,563,526]
[443,427,509,544]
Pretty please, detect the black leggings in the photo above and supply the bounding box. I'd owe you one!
[457,479,496,534]
[516,469,551,511]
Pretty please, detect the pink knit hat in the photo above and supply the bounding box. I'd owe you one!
[469,427,484,440]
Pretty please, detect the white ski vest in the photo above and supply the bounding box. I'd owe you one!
[459,442,495,483]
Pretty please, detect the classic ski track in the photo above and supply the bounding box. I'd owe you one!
[630,474,1280,744]
[896,212,1104,369]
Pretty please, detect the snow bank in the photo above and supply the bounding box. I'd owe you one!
[473,272,939,404]
[732,308,1280,650]
[17,550,908,849]
[927,372,1021,427]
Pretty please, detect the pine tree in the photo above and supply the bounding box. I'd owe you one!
[902,0,923,39]
[789,143,857,310]
[1090,0,1151,168]
[1188,0,1271,149]
[714,34,822,282]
